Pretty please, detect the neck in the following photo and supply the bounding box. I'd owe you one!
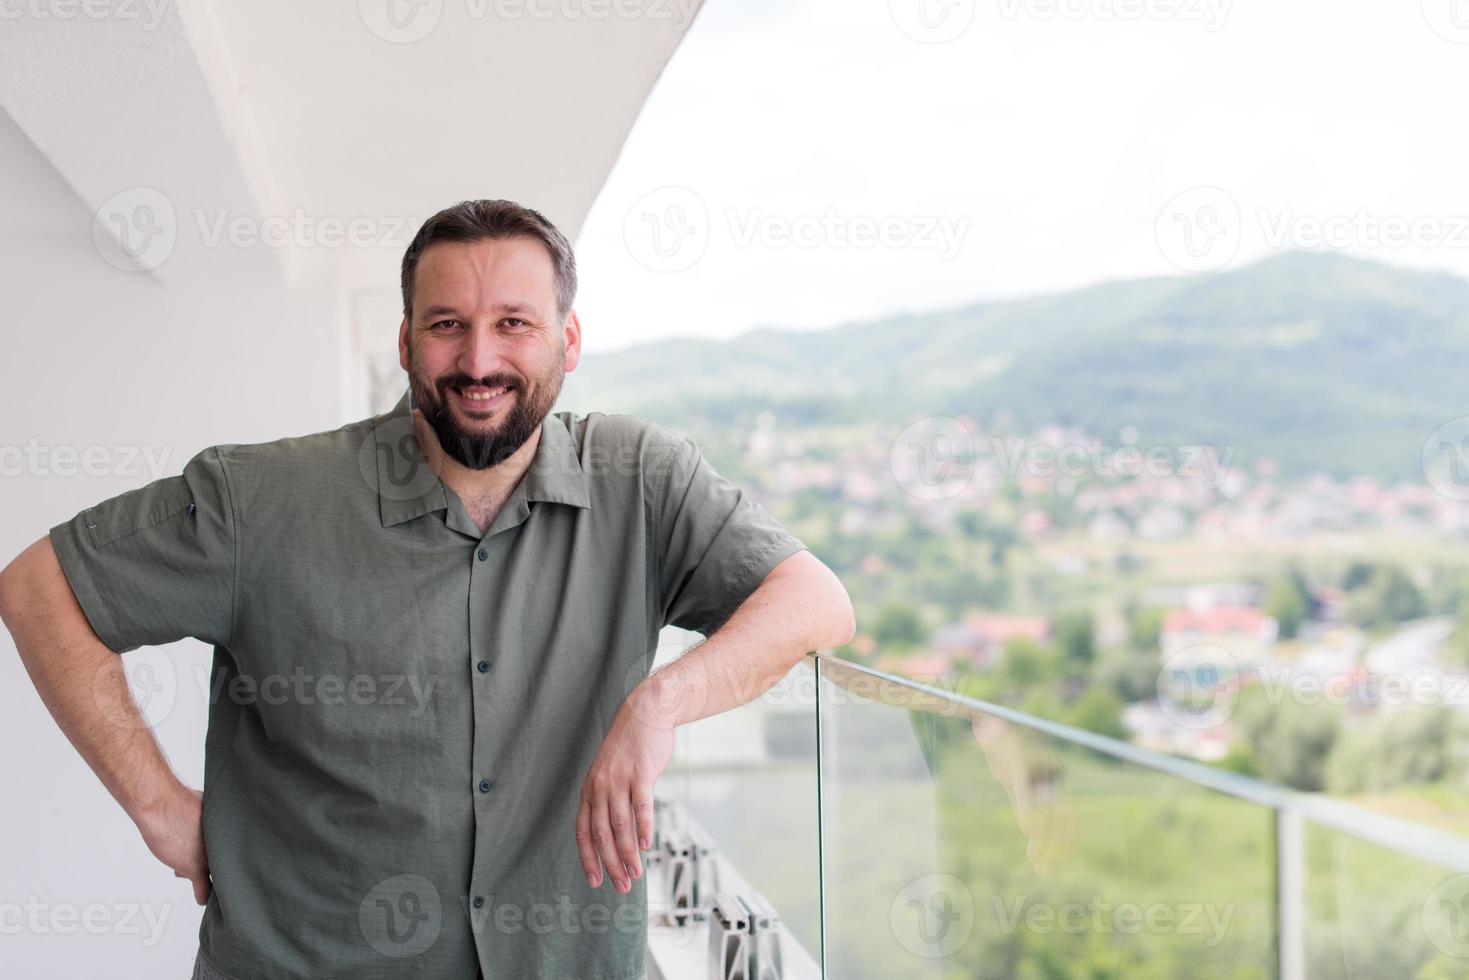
[410,408,542,507]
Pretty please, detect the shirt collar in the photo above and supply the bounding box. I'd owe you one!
[373,387,590,528]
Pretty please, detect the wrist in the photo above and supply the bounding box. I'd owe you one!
[127,774,189,837]
[626,674,682,731]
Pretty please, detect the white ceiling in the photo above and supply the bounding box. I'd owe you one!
[0,0,704,291]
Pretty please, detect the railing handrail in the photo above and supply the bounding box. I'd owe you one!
[811,653,1469,873]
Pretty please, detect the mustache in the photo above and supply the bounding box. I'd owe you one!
[438,374,519,392]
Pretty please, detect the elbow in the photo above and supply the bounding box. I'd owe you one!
[0,562,20,631]
[0,556,17,617]
[0,538,46,630]
[822,589,857,651]
[770,550,857,651]
[812,561,857,651]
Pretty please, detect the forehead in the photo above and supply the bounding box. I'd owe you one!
[413,236,556,314]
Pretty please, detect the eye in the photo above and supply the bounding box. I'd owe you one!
[504,318,529,329]
[430,319,461,330]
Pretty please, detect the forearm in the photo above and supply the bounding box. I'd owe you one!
[638,550,855,728]
[0,536,185,829]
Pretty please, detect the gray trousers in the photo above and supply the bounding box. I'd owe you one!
[192,949,484,979]
[191,950,235,980]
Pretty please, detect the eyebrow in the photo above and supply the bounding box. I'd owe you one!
[421,303,544,320]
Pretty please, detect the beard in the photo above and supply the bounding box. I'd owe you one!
[406,346,564,471]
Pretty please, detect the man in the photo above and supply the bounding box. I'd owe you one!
[0,199,855,979]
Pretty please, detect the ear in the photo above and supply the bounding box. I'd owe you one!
[397,314,411,372]
[562,309,582,373]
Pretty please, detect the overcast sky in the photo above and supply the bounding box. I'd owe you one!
[570,0,1469,354]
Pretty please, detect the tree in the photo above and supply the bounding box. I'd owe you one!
[1346,566,1425,629]
[870,599,924,649]
[1053,609,1097,672]
[996,636,1064,689]
[1217,743,1260,778]
[1341,561,1376,591]
[1232,685,1342,791]
[1325,706,1466,795]
[1089,644,1158,703]
[1445,601,1469,668]
[1126,604,1166,652]
[1265,572,1310,639]
[1067,688,1128,740]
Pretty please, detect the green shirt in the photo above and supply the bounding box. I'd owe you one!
[48,388,808,980]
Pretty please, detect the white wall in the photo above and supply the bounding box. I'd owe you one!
[0,107,353,979]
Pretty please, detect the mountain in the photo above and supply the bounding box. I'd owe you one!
[557,252,1469,478]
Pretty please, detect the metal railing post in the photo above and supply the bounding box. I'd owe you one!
[1276,807,1305,980]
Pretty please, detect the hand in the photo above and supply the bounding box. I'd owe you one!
[136,782,212,906]
[971,714,1069,874]
[576,683,676,894]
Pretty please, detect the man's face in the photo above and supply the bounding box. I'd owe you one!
[399,235,580,470]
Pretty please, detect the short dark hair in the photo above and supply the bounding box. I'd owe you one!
[400,199,577,323]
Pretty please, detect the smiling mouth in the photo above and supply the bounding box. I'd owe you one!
[451,384,513,410]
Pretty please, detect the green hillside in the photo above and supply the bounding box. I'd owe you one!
[559,251,1469,478]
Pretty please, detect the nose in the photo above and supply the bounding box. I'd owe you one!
[457,320,508,382]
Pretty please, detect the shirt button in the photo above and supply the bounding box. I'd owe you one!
[477,660,490,673]
[478,778,493,793]
[472,896,485,909]
[477,548,488,561]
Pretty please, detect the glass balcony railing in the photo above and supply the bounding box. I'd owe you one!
[648,649,1469,979]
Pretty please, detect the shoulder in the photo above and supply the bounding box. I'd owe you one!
[551,410,696,464]
[203,413,382,502]
[547,411,705,504]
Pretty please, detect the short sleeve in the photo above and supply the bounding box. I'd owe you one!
[48,445,237,654]
[648,434,807,636]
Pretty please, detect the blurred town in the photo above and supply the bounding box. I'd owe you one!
[722,413,1469,831]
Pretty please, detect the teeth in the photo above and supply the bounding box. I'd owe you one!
[461,387,506,401]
